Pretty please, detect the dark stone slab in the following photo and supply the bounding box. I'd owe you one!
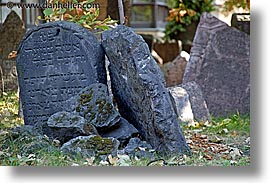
[60,135,119,158]
[181,82,211,122]
[183,13,250,117]
[99,117,139,147]
[101,25,190,155]
[64,83,120,129]
[16,21,107,125]
[46,111,98,144]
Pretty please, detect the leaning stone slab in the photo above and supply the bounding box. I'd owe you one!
[46,111,98,143]
[16,21,107,125]
[60,135,119,158]
[183,13,250,117]
[101,25,190,155]
[64,83,120,129]
[181,82,211,123]
[168,86,194,124]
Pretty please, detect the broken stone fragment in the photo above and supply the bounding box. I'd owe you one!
[46,111,98,144]
[99,117,139,147]
[123,137,155,159]
[181,81,211,123]
[64,83,121,129]
[101,25,191,156]
[168,86,194,125]
[60,135,119,158]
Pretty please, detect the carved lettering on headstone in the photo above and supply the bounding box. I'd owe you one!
[16,21,106,125]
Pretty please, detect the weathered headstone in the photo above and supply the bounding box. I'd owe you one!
[183,13,250,117]
[0,11,25,92]
[231,13,250,35]
[102,25,190,155]
[160,54,188,87]
[16,21,107,125]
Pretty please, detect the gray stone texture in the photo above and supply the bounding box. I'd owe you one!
[16,21,107,125]
[64,83,120,129]
[181,82,211,122]
[0,11,25,92]
[168,86,194,124]
[160,54,188,87]
[46,111,98,144]
[60,135,119,158]
[99,117,139,147]
[101,25,190,155]
[183,13,250,117]
[123,137,155,159]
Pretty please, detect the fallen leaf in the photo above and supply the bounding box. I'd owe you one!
[86,157,95,166]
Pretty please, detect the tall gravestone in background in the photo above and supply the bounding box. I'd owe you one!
[0,11,26,92]
[16,21,106,125]
[102,25,190,155]
[183,13,250,117]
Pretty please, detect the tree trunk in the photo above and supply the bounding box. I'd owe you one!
[107,0,132,25]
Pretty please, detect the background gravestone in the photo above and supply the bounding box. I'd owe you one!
[160,54,188,87]
[183,13,250,117]
[16,21,107,125]
[102,25,190,155]
[231,13,250,35]
[0,11,26,93]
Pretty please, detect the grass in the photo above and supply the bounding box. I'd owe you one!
[0,92,250,166]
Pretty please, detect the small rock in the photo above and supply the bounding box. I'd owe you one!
[123,137,155,159]
[60,135,120,158]
[46,111,98,143]
[99,117,139,147]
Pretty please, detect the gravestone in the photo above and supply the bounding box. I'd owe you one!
[183,13,250,117]
[0,11,26,92]
[16,21,107,125]
[160,54,188,87]
[231,13,250,35]
[102,25,190,155]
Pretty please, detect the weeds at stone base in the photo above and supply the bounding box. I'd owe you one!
[0,92,250,166]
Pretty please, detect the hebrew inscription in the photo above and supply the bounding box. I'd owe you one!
[16,21,106,125]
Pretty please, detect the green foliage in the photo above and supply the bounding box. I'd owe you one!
[0,92,23,129]
[164,0,215,40]
[223,0,250,13]
[37,0,117,31]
